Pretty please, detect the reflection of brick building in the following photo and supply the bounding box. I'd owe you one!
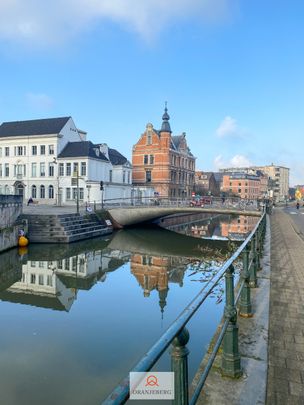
[131,254,186,315]
[132,107,195,198]
[221,215,257,238]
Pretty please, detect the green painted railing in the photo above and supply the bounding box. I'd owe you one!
[103,210,267,405]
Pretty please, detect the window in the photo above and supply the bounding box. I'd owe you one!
[49,163,54,177]
[66,188,71,200]
[65,259,70,270]
[46,275,53,286]
[72,188,78,200]
[32,185,37,198]
[146,170,151,182]
[109,170,113,182]
[66,163,71,176]
[79,188,84,200]
[57,260,63,269]
[15,146,25,156]
[30,274,36,284]
[5,164,9,177]
[40,185,45,198]
[127,171,130,184]
[0,164,2,178]
[149,155,154,164]
[5,147,9,157]
[48,145,54,155]
[59,163,64,176]
[72,257,77,271]
[40,162,45,177]
[0,147,2,157]
[32,145,37,155]
[81,162,86,176]
[147,130,152,145]
[40,145,45,155]
[73,162,78,176]
[123,171,126,183]
[32,163,37,177]
[39,275,44,285]
[49,185,54,199]
[144,155,148,164]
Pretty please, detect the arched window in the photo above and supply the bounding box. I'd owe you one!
[32,185,37,198]
[49,185,54,199]
[40,185,45,199]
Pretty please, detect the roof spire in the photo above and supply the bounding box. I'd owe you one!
[161,102,171,133]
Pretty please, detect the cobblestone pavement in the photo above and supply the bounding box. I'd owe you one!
[266,209,304,404]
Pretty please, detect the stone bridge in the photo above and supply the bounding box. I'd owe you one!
[107,206,261,228]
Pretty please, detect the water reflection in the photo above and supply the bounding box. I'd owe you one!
[161,213,258,241]
[0,223,231,404]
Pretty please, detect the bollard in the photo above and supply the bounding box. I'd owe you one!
[171,327,190,405]
[222,265,242,378]
[239,244,253,317]
[249,238,258,288]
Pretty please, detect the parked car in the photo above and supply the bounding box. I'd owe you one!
[190,197,212,207]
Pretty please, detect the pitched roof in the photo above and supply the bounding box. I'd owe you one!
[0,117,71,137]
[108,148,128,165]
[58,141,109,161]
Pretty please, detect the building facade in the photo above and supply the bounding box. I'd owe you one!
[132,107,195,199]
[222,173,261,200]
[194,171,220,196]
[219,164,289,201]
[0,117,132,205]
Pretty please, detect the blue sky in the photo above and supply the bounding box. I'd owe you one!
[0,0,303,185]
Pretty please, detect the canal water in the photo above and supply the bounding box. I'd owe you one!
[0,214,258,404]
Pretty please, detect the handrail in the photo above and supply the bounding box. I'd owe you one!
[102,211,266,404]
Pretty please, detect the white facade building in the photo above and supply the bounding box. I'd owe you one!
[0,117,132,205]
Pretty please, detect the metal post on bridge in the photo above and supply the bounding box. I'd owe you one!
[249,238,258,288]
[170,327,190,405]
[239,244,253,318]
[222,264,242,378]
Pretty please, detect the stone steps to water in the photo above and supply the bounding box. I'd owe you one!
[19,213,112,243]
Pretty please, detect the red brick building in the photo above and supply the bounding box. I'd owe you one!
[222,173,261,200]
[132,107,195,198]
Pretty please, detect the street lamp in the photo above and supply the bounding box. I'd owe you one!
[53,157,61,206]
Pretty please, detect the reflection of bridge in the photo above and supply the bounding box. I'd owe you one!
[107,206,261,228]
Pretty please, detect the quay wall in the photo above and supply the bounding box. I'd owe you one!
[0,195,25,253]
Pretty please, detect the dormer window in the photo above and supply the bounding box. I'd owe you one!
[95,148,99,156]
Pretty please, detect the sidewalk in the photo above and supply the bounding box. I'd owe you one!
[266,209,304,404]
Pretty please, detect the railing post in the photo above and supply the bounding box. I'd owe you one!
[249,238,258,287]
[239,244,253,317]
[171,327,189,405]
[222,265,242,378]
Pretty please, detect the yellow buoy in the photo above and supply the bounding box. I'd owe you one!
[18,236,29,247]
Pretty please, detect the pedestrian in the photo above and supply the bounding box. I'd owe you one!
[296,202,300,210]
[27,197,33,206]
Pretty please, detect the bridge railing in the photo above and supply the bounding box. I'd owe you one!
[93,196,259,211]
[102,210,267,404]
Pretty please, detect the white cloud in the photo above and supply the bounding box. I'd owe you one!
[215,115,246,138]
[214,154,252,170]
[0,0,235,46]
[26,92,54,110]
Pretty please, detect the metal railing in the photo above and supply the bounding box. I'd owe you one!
[92,196,260,212]
[102,210,267,404]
